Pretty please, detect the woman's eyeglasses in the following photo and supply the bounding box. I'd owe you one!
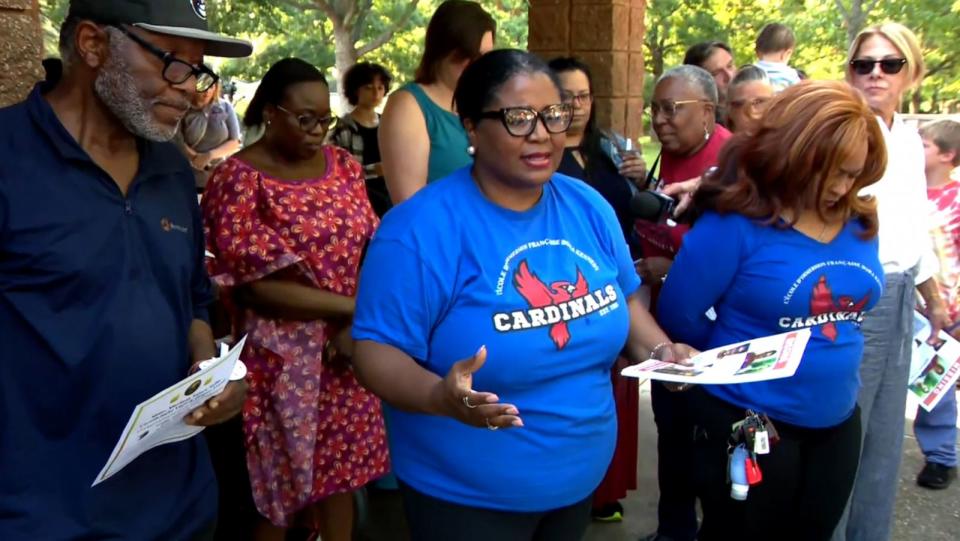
[114,25,219,93]
[729,97,771,111]
[275,105,336,133]
[849,58,907,76]
[649,99,709,119]
[561,92,593,106]
[478,104,574,137]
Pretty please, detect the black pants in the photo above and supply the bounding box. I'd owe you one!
[688,387,862,541]
[203,416,260,541]
[651,381,698,541]
[398,481,592,541]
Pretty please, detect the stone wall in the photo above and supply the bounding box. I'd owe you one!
[528,0,646,139]
[0,0,42,107]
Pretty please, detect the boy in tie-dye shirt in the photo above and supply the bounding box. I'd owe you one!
[915,119,960,490]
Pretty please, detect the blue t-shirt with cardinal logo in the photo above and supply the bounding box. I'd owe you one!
[353,166,641,511]
[657,211,884,428]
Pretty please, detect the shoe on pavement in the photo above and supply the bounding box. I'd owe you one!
[916,462,956,489]
[591,501,624,522]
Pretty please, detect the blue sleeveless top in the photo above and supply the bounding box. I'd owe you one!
[402,83,472,183]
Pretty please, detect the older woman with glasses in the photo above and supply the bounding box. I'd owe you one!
[202,58,389,541]
[637,64,732,541]
[351,49,695,541]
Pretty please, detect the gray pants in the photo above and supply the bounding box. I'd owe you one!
[834,271,915,541]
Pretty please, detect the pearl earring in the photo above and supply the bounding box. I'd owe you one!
[467,145,476,156]
[703,125,710,141]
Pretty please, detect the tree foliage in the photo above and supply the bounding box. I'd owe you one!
[644,0,960,111]
[38,0,958,111]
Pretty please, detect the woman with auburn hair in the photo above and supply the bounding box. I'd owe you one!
[656,80,887,541]
[838,22,950,541]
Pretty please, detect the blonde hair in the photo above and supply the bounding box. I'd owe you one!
[846,22,925,89]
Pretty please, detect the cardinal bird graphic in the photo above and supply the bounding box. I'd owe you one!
[513,260,590,349]
[809,275,871,341]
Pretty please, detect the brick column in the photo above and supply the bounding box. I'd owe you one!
[529,0,646,139]
[0,0,42,107]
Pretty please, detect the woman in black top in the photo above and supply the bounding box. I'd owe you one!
[329,62,393,217]
[549,57,645,254]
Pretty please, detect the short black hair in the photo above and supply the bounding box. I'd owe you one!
[683,41,733,68]
[244,58,328,127]
[416,0,497,84]
[342,62,393,106]
[454,49,561,126]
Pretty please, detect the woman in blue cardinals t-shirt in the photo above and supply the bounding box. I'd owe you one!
[351,50,697,541]
[656,80,887,541]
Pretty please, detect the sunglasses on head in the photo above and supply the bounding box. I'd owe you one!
[849,58,907,76]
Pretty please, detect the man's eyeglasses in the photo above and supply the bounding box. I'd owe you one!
[562,91,593,106]
[276,105,336,133]
[114,25,219,93]
[649,99,709,119]
[849,58,907,76]
[478,104,573,137]
[729,97,771,111]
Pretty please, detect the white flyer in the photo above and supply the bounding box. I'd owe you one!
[908,312,960,412]
[621,329,811,384]
[93,336,247,486]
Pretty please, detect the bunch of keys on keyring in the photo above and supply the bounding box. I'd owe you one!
[727,410,780,499]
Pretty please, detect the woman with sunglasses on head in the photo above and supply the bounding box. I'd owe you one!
[201,58,389,541]
[179,80,242,192]
[837,23,950,541]
[350,49,696,541]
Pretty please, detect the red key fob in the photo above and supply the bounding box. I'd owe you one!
[745,457,763,485]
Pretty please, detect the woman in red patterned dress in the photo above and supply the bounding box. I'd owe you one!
[202,58,389,541]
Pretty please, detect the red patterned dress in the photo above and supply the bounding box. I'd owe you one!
[201,147,389,526]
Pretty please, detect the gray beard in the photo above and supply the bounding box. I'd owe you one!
[93,34,182,142]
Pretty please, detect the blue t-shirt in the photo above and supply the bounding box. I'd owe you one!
[353,167,641,511]
[657,211,884,428]
[0,86,216,539]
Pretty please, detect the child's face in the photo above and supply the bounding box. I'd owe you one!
[922,137,949,176]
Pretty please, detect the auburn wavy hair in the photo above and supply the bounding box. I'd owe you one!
[694,80,885,238]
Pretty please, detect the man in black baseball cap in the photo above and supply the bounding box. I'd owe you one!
[0,2,252,540]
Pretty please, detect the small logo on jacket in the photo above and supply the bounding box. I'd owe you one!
[492,260,619,350]
[160,218,189,234]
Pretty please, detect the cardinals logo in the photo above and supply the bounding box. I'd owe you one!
[492,260,619,350]
[191,0,207,20]
[778,275,870,341]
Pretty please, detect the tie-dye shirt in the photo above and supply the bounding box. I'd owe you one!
[927,180,960,321]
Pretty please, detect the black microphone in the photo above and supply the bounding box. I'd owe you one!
[630,189,675,223]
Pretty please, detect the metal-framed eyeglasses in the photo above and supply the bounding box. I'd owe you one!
[275,105,337,133]
[649,99,710,119]
[478,104,574,137]
[114,25,219,93]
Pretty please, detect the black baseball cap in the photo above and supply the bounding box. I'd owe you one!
[68,0,253,58]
